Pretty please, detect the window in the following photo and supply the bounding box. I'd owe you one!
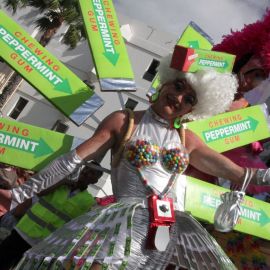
[125,98,138,110]
[143,59,160,82]
[9,97,28,119]
[51,120,69,133]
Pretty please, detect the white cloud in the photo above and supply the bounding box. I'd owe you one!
[114,0,270,43]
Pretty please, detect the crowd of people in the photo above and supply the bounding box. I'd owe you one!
[0,8,270,270]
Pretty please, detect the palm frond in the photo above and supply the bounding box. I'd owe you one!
[76,22,87,39]
[61,0,78,9]
[62,7,79,23]
[63,24,81,49]
[4,0,82,49]
[46,0,61,10]
[28,0,60,12]
[3,0,26,14]
[34,17,55,32]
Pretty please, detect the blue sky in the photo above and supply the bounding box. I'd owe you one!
[114,0,270,43]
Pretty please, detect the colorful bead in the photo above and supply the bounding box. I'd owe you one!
[160,143,189,174]
[125,139,159,168]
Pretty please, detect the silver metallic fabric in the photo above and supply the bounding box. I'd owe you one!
[16,202,176,270]
[255,168,270,185]
[70,93,104,126]
[214,168,253,232]
[100,78,136,91]
[213,190,244,233]
[172,212,237,270]
[11,150,82,209]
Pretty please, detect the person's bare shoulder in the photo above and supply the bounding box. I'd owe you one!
[185,128,205,153]
[104,109,145,133]
[106,110,145,151]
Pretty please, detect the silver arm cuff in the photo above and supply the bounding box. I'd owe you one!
[11,149,82,209]
[255,168,270,185]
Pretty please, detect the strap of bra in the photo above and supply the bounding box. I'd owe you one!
[111,108,134,167]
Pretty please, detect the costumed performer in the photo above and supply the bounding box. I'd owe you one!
[6,53,270,270]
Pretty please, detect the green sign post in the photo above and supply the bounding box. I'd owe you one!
[185,176,270,241]
[0,10,104,126]
[186,104,270,153]
[79,0,136,91]
[0,118,81,171]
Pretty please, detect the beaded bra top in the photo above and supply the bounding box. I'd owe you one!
[124,107,189,173]
[124,137,188,175]
[111,108,189,208]
[121,108,189,196]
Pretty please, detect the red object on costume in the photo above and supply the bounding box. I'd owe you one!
[146,195,175,250]
[96,195,116,206]
[170,46,195,72]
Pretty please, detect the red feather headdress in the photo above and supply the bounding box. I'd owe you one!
[213,9,270,73]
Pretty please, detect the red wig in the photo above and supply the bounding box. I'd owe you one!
[213,9,270,73]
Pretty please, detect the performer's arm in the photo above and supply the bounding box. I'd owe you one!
[10,111,129,208]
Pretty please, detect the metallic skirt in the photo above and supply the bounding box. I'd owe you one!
[15,203,236,270]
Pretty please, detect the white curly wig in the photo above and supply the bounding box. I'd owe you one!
[157,54,238,120]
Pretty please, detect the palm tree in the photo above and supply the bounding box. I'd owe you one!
[4,0,86,48]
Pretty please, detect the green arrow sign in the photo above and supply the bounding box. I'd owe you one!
[186,105,270,153]
[241,206,270,225]
[0,26,72,94]
[203,116,259,143]
[0,131,53,157]
[79,0,135,91]
[201,193,270,226]
[91,0,120,66]
[178,21,213,50]
[0,118,81,171]
[0,10,104,126]
[186,176,270,240]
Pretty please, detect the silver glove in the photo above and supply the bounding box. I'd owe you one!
[11,149,82,209]
[254,168,270,185]
[214,168,252,232]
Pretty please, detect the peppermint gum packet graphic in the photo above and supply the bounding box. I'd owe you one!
[79,0,136,91]
[171,45,235,73]
[0,10,104,126]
